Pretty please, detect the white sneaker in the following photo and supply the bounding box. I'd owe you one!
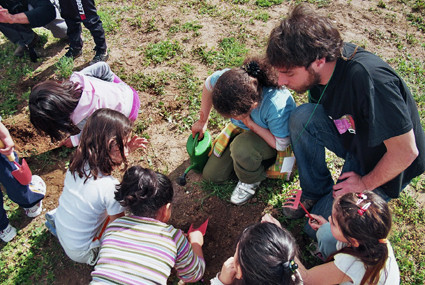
[230,181,261,205]
[0,224,17,243]
[23,175,46,218]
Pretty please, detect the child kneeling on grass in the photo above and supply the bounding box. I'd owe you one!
[90,166,206,284]
[29,61,140,148]
[46,108,147,265]
[265,190,400,285]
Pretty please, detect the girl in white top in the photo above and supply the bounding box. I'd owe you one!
[54,108,148,265]
[298,191,400,285]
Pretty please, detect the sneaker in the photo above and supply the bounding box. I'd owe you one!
[63,46,82,59]
[44,209,57,237]
[309,242,326,262]
[89,50,108,65]
[0,224,17,243]
[282,197,316,219]
[23,175,47,218]
[230,181,261,205]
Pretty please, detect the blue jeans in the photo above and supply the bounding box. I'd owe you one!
[290,104,408,257]
[0,153,44,230]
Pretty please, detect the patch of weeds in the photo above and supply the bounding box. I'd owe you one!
[129,71,168,95]
[377,0,387,8]
[0,224,62,284]
[185,0,220,17]
[133,118,151,135]
[390,190,425,284]
[0,44,34,116]
[255,0,283,7]
[407,13,425,32]
[200,180,236,203]
[406,33,418,45]
[294,0,331,8]
[54,56,74,79]
[146,16,159,32]
[253,11,270,22]
[168,20,203,35]
[232,0,250,4]
[98,8,120,34]
[144,40,182,65]
[194,37,248,69]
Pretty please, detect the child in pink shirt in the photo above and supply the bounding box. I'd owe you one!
[29,62,140,147]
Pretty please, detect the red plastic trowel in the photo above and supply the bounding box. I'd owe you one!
[0,140,32,185]
[187,218,209,236]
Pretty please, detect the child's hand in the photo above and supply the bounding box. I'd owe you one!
[128,136,148,152]
[261,213,282,228]
[188,230,204,247]
[59,137,73,148]
[308,214,328,231]
[241,116,254,130]
[218,257,237,285]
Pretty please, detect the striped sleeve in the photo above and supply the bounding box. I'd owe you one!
[173,229,206,282]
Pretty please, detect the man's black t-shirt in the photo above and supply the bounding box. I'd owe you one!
[309,43,425,198]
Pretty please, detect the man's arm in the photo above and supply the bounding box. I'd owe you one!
[0,6,29,24]
[0,0,55,27]
[333,129,419,195]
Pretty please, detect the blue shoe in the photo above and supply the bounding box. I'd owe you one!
[45,210,57,237]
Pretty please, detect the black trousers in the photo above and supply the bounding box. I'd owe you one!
[59,0,106,52]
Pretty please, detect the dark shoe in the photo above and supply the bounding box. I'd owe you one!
[89,50,108,65]
[14,33,39,58]
[63,46,82,59]
[13,45,26,57]
[282,197,316,219]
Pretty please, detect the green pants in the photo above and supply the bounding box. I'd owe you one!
[202,131,276,184]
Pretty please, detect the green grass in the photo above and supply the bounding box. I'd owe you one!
[1,0,425,283]
[144,40,182,65]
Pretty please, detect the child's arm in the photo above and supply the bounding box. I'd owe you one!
[128,136,148,152]
[241,116,277,149]
[192,84,213,139]
[216,257,237,285]
[296,258,352,285]
[80,62,115,82]
[188,230,204,259]
[307,214,328,231]
[0,121,14,156]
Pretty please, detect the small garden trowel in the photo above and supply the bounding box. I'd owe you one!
[187,218,209,236]
[0,140,32,185]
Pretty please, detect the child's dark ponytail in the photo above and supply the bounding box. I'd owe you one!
[242,57,280,89]
[331,191,391,285]
[115,166,173,218]
[212,56,280,118]
[237,222,302,285]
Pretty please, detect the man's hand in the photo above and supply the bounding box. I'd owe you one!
[332,171,366,198]
[0,6,13,24]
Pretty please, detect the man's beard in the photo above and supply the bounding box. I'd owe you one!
[293,67,321,94]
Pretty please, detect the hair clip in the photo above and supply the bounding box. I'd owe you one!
[378,238,388,244]
[243,61,261,78]
[357,202,371,216]
[356,193,367,205]
[282,259,298,274]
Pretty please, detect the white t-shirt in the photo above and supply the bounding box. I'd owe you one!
[334,242,400,285]
[55,169,125,251]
